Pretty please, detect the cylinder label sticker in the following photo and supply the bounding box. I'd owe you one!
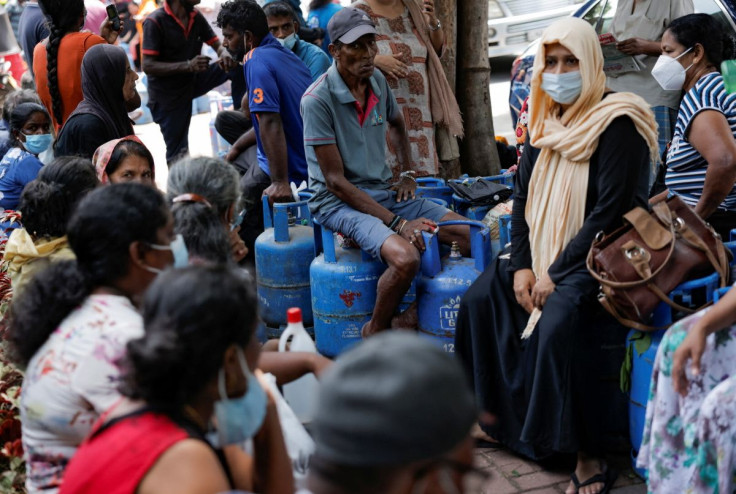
[339,290,361,307]
[439,296,461,330]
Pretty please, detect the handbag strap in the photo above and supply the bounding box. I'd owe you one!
[677,222,729,288]
[598,293,670,332]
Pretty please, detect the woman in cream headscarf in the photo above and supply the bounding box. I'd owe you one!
[455,17,659,494]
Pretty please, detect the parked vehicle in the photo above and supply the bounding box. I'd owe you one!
[507,0,736,127]
[488,0,586,58]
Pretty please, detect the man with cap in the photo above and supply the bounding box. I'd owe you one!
[300,7,469,338]
[302,332,484,494]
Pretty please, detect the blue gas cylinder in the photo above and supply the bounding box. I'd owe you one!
[298,188,315,201]
[417,220,490,352]
[310,221,384,357]
[255,197,315,338]
[451,196,491,221]
[498,214,512,248]
[416,177,453,205]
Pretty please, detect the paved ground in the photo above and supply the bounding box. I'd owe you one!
[474,448,646,493]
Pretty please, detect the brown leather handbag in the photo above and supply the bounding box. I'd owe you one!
[586,193,729,331]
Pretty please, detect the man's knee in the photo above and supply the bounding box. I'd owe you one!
[382,238,420,278]
[214,111,229,136]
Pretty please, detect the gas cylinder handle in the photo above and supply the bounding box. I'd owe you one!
[434,220,491,272]
[416,177,445,187]
[262,196,273,229]
[420,230,442,278]
[312,219,337,263]
[262,197,311,243]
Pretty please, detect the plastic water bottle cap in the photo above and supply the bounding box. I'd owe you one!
[287,307,302,323]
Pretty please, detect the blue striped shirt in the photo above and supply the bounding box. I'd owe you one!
[665,72,736,211]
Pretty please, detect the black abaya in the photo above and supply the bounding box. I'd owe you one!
[455,114,650,460]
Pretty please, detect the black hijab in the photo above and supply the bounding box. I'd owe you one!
[65,44,134,139]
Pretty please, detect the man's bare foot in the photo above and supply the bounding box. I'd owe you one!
[566,457,611,494]
[391,301,418,329]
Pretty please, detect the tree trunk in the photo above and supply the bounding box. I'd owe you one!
[457,0,500,176]
[435,0,456,91]
[435,0,461,179]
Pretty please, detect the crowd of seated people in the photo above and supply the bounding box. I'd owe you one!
[1,1,736,493]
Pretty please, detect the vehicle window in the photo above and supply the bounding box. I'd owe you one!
[580,0,618,33]
[694,0,736,34]
[580,0,735,37]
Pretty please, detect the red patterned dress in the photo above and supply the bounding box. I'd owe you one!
[355,1,439,180]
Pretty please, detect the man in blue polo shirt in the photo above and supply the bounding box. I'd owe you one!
[301,7,469,338]
[142,0,241,163]
[217,0,311,258]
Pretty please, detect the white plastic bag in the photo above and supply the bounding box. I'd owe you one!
[260,373,315,489]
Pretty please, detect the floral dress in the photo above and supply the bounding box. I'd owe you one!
[20,295,143,493]
[638,308,736,493]
[354,1,439,180]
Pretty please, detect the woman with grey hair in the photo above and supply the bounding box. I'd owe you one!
[166,157,248,264]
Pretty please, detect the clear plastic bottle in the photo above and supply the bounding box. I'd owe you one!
[278,308,319,423]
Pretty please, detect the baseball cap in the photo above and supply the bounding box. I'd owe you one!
[311,332,477,466]
[327,7,377,45]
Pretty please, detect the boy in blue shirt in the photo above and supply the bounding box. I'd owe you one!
[264,1,330,82]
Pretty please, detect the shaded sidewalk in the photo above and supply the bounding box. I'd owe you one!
[474,447,646,493]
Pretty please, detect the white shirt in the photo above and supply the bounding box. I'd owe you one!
[607,0,694,109]
[20,294,143,494]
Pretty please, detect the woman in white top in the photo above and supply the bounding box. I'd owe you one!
[8,183,185,493]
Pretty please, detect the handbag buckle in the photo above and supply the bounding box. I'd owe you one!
[673,217,685,232]
[594,231,605,243]
[624,246,646,260]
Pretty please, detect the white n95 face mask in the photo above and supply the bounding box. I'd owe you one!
[652,47,693,91]
[540,71,583,105]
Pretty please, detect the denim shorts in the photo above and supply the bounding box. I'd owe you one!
[315,188,451,260]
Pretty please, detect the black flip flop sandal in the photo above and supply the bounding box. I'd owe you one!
[570,466,617,494]
[473,437,504,449]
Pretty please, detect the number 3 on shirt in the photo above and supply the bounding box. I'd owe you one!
[252,88,264,105]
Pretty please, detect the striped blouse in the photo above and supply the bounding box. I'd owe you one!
[665,72,736,211]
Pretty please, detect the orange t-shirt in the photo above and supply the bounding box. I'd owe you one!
[33,32,106,131]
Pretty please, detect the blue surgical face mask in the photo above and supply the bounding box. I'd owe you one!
[211,347,268,447]
[144,233,189,274]
[277,33,298,51]
[21,132,53,155]
[540,70,583,105]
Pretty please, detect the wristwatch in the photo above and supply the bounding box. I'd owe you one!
[429,18,442,31]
